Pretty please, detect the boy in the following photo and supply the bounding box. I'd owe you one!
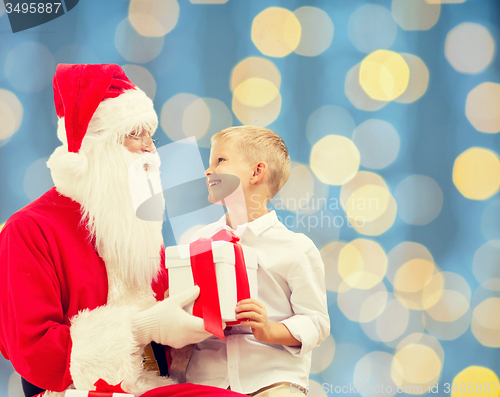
[185,126,330,396]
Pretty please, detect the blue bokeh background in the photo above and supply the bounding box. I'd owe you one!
[1,0,500,395]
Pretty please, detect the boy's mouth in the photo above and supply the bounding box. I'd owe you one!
[208,179,221,187]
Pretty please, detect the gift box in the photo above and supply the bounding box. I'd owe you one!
[66,390,133,397]
[165,238,258,325]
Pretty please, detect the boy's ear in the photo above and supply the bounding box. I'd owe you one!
[250,161,267,185]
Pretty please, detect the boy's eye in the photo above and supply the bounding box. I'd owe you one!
[218,158,225,163]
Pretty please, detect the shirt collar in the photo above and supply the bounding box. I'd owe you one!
[214,210,279,237]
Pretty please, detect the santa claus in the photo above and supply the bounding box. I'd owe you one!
[0,64,244,397]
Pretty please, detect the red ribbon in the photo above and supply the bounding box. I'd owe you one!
[189,229,251,339]
[94,379,126,393]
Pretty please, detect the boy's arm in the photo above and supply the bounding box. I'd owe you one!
[237,239,330,354]
[279,240,330,356]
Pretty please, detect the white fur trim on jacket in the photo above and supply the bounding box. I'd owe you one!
[69,304,174,396]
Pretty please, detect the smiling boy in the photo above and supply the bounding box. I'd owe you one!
[185,125,330,396]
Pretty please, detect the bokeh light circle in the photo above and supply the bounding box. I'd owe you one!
[466,82,500,133]
[451,366,500,397]
[321,241,347,292]
[233,77,279,107]
[392,0,441,31]
[352,119,400,169]
[393,259,443,310]
[310,334,335,373]
[5,42,55,93]
[387,242,444,310]
[182,98,211,141]
[293,6,334,57]
[161,93,200,141]
[345,63,387,111]
[392,344,441,391]
[161,95,232,145]
[310,135,360,186]
[338,239,387,290]
[194,98,233,148]
[251,7,302,58]
[232,88,282,127]
[392,333,444,392]
[351,195,397,235]
[276,162,329,215]
[395,175,443,225]
[230,57,281,93]
[354,352,398,397]
[345,185,391,223]
[340,171,397,236]
[359,50,410,101]
[387,242,434,283]
[445,23,495,74]
[453,147,500,200]
[306,105,355,145]
[423,272,471,340]
[338,281,388,323]
[8,372,23,397]
[129,0,179,37]
[277,162,313,212]
[348,4,397,54]
[122,64,157,100]
[306,105,356,145]
[361,294,410,344]
[396,53,430,103]
[0,89,23,140]
[115,18,164,63]
[471,297,500,347]
[473,240,500,291]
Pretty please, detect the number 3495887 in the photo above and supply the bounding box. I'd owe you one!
[5,3,62,13]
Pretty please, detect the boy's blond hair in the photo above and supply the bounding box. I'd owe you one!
[211,125,290,198]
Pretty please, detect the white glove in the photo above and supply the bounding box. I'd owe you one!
[132,286,211,348]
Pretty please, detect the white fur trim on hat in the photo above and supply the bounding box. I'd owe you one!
[56,88,158,147]
[87,88,158,142]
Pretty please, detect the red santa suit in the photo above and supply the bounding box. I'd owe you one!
[0,64,245,397]
[0,187,169,392]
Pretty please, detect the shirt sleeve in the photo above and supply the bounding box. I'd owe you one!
[280,239,330,357]
[0,218,74,392]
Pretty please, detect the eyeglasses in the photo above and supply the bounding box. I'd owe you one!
[126,132,159,147]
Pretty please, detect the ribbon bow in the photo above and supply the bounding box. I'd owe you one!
[94,379,126,393]
[189,229,251,339]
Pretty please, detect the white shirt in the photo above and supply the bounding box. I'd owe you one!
[185,210,330,394]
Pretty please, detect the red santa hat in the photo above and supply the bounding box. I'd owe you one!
[52,63,157,153]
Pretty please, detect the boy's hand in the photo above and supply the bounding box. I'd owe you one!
[235,298,302,347]
[235,298,272,342]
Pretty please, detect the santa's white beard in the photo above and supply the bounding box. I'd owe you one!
[48,138,164,304]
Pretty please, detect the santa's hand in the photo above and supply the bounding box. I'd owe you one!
[132,286,211,348]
